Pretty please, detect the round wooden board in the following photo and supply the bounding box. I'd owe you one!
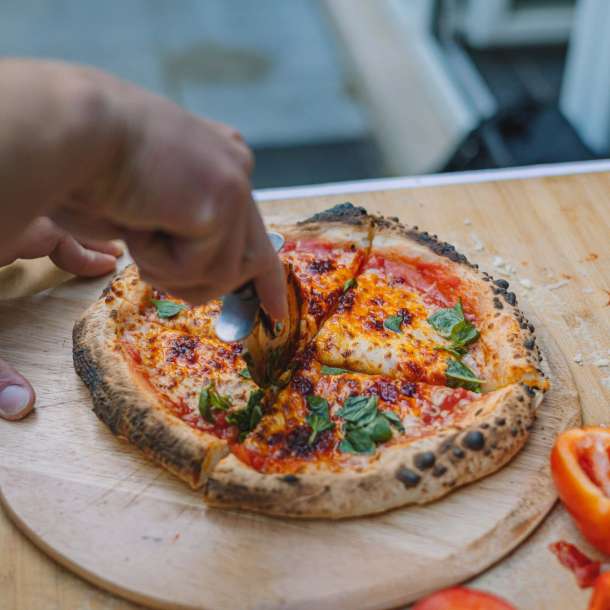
[0,259,580,610]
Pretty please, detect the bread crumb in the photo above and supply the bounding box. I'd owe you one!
[519,278,533,289]
[470,233,484,252]
[545,280,570,291]
[574,353,583,365]
[464,218,472,226]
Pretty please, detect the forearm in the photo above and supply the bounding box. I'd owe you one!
[0,59,119,244]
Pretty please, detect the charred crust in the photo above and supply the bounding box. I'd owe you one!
[462,430,486,451]
[395,466,421,488]
[524,338,536,350]
[505,292,517,306]
[495,417,506,426]
[493,297,504,310]
[413,451,436,471]
[494,279,509,289]
[404,228,473,267]
[281,474,300,485]
[451,447,465,459]
[299,202,369,226]
[72,315,207,488]
[432,464,448,478]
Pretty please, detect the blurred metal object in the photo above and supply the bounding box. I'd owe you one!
[214,232,284,343]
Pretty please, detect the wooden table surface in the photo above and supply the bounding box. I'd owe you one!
[1,169,609,610]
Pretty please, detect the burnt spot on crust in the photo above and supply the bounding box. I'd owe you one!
[494,279,509,289]
[281,474,300,485]
[505,292,517,306]
[493,297,504,310]
[451,447,465,460]
[414,451,436,470]
[299,202,369,226]
[432,464,448,478]
[524,338,536,350]
[495,417,506,426]
[405,229,472,266]
[462,430,486,451]
[395,466,421,488]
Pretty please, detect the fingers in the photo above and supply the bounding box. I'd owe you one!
[49,232,119,277]
[77,238,124,258]
[0,358,35,421]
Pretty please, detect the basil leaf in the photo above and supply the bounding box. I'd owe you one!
[209,387,231,412]
[307,395,330,416]
[306,414,334,445]
[338,395,378,425]
[321,365,350,375]
[365,415,392,443]
[226,390,264,439]
[381,410,405,433]
[341,427,376,454]
[383,315,403,333]
[445,359,484,392]
[427,301,463,338]
[151,299,187,319]
[339,438,355,453]
[450,319,479,347]
[198,387,213,422]
[239,368,252,379]
[343,278,356,293]
[434,344,465,358]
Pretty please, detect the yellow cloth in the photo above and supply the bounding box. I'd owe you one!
[0,258,71,300]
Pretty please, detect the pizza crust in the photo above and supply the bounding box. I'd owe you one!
[204,383,538,518]
[73,295,228,489]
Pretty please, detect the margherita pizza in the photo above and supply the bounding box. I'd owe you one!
[73,203,548,518]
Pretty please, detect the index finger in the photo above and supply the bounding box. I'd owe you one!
[246,201,288,321]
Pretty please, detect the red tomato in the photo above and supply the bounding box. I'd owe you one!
[412,586,516,610]
[589,572,610,610]
[551,427,610,554]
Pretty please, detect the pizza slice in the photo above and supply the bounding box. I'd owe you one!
[271,203,373,350]
[315,218,546,392]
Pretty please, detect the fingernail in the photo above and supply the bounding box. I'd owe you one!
[0,385,31,418]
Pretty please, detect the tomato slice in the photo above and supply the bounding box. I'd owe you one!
[412,587,516,610]
[551,427,610,554]
[549,540,602,588]
[589,572,610,610]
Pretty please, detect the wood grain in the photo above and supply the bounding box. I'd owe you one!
[1,171,609,609]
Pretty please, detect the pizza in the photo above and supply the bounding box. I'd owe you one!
[73,203,548,518]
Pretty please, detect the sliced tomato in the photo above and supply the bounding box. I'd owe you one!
[549,540,602,588]
[412,587,516,610]
[551,427,610,554]
[589,571,610,610]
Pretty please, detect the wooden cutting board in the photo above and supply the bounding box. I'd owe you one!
[0,179,600,610]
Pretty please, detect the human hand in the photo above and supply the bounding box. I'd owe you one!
[0,217,122,420]
[47,66,287,319]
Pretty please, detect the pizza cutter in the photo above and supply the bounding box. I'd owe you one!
[214,232,301,388]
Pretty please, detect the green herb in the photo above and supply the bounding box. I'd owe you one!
[151,299,187,319]
[320,365,350,375]
[365,415,392,443]
[274,321,284,336]
[226,390,265,441]
[198,387,212,422]
[239,368,252,379]
[337,395,400,454]
[343,278,356,293]
[198,383,231,423]
[427,300,464,337]
[428,299,480,355]
[306,395,334,445]
[383,315,404,334]
[381,410,405,433]
[340,428,376,454]
[445,359,484,392]
[337,395,378,426]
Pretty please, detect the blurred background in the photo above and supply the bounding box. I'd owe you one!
[1,0,608,188]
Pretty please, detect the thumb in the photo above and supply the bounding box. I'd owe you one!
[0,359,35,421]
